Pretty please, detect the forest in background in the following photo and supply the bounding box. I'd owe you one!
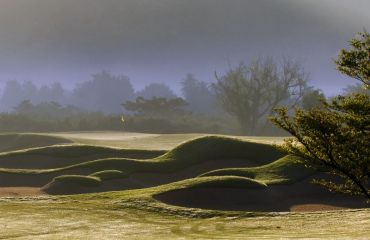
[0,66,366,135]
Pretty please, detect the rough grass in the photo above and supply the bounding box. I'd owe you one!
[200,155,318,185]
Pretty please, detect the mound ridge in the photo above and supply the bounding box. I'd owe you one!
[153,176,368,212]
[0,133,72,152]
[159,136,283,166]
[0,136,283,188]
[0,144,165,169]
[200,155,317,184]
[0,133,367,213]
[42,172,140,195]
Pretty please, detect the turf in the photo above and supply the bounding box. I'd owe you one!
[199,155,318,185]
[1,200,368,239]
[89,170,127,180]
[0,132,368,239]
[48,132,285,150]
[0,144,165,169]
[0,133,72,152]
[53,175,102,187]
[0,136,284,188]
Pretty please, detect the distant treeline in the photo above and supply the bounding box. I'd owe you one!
[1,61,366,135]
[0,71,219,116]
[0,72,231,134]
[0,100,238,134]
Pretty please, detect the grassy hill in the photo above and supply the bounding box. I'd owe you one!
[0,131,368,240]
[0,136,283,188]
[0,132,367,214]
[0,133,72,152]
[0,144,165,169]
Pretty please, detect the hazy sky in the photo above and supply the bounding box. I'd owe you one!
[0,0,369,95]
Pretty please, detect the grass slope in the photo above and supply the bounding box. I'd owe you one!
[0,133,72,152]
[1,200,368,239]
[0,136,284,187]
[0,144,165,169]
[53,175,102,187]
[89,170,127,180]
[200,155,317,185]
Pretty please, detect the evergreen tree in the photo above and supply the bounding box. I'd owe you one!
[270,31,370,199]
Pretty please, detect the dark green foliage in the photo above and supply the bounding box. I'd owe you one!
[0,109,124,132]
[0,109,235,134]
[335,31,370,89]
[342,83,370,95]
[270,31,370,199]
[301,88,326,110]
[122,96,189,118]
[121,96,238,134]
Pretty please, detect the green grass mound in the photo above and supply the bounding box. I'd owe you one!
[151,176,268,212]
[200,155,317,185]
[53,175,102,187]
[0,133,72,152]
[159,136,283,166]
[61,136,283,173]
[187,176,267,189]
[1,144,165,159]
[42,175,102,195]
[0,144,165,169]
[0,136,285,189]
[89,170,127,180]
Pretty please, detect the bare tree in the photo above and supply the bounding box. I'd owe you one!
[213,57,307,135]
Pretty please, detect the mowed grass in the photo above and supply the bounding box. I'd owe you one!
[0,136,284,188]
[53,175,102,187]
[0,132,369,239]
[0,144,165,169]
[47,131,285,150]
[0,199,369,239]
[200,155,317,185]
[0,133,72,152]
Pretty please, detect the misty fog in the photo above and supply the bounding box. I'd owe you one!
[0,0,369,135]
